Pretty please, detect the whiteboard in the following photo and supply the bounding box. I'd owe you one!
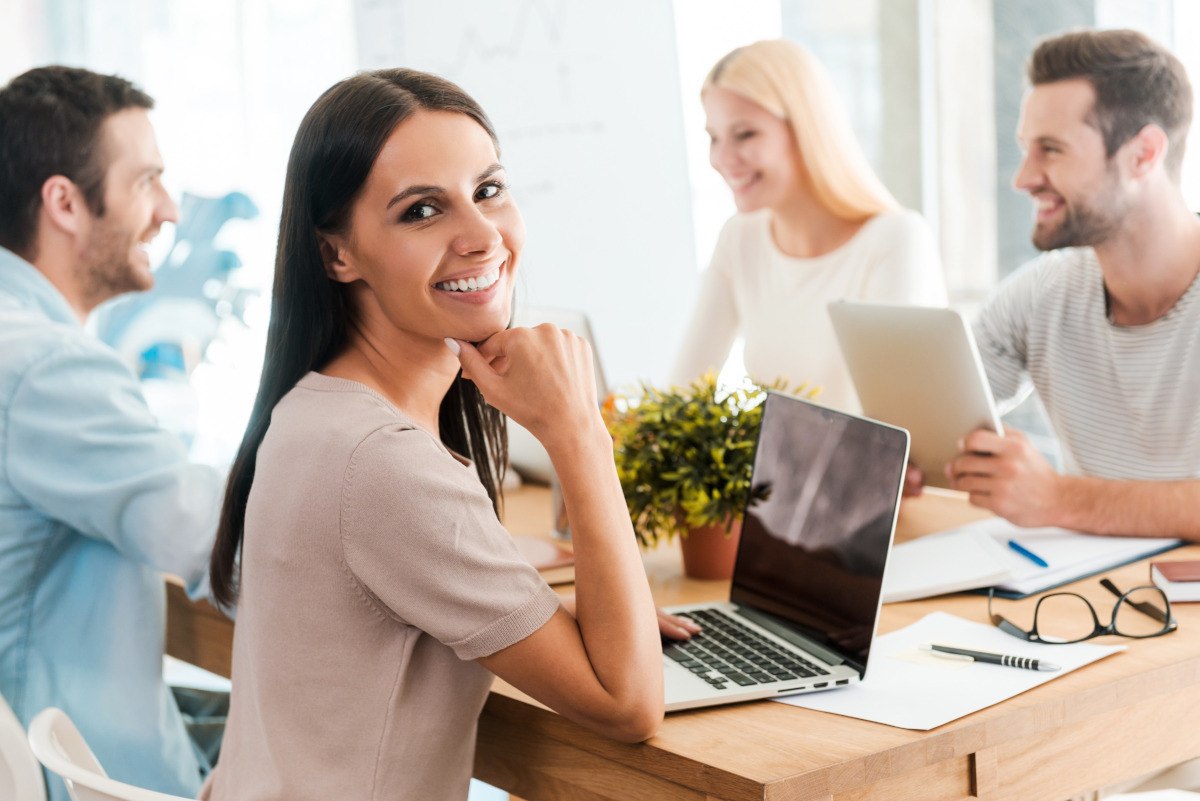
[353,0,697,387]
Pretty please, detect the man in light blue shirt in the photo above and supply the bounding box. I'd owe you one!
[0,67,223,799]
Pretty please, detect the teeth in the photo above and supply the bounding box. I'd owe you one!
[436,268,500,293]
[1034,195,1061,210]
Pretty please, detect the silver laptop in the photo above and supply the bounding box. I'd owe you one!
[662,392,909,712]
[827,300,1003,489]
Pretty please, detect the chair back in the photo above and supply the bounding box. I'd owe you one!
[0,692,47,801]
[26,708,189,801]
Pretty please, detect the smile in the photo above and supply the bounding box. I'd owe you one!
[1033,193,1064,222]
[726,174,758,192]
[434,267,500,293]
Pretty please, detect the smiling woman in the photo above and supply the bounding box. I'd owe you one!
[671,39,948,414]
[318,108,525,378]
[203,69,664,801]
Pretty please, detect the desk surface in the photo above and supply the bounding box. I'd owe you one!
[166,485,1200,801]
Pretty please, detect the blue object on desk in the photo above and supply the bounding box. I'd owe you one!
[1007,539,1049,568]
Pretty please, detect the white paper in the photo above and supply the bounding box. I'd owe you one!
[776,612,1123,729]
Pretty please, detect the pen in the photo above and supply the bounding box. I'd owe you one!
[921,643,1060,672]
[1007,539,1049,568]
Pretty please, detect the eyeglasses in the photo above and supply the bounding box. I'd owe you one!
[988,579,1177,644]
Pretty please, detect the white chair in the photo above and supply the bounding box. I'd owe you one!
[0,692,46,801]
[26,708,190,801]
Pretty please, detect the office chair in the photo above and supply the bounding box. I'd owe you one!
[0,691,46,801]
[26,708,190,801]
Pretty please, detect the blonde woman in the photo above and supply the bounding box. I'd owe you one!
[673,39,947,413]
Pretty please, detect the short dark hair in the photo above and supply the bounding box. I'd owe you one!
[1029,29,1193,180]
[0,66,154,257]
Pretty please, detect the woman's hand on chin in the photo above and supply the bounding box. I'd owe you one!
[446,325,602,447]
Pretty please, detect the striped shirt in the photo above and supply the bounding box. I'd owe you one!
[974,247,1200,481]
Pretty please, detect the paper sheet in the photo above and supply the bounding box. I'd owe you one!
[776,611,1123,729]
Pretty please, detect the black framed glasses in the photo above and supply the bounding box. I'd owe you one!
[988,578,1177,644]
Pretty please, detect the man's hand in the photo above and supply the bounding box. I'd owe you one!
[902,460,924,498]
[946,428,1063,526]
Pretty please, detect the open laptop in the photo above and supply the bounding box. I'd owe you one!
[827,300,1003,490]
[662,392,909,711]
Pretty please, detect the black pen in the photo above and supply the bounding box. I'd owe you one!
[921,643,1060,672]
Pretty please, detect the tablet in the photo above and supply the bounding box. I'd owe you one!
[827,301,1002,489]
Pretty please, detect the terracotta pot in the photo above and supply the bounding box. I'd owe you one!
[679,517,742,580]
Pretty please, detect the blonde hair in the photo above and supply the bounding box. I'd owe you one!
[704,39,897,221]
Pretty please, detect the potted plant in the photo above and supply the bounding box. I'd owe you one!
[604,371,816,579]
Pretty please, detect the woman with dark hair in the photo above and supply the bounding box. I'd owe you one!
[203,69,669,800]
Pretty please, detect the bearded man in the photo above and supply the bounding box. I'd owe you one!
[948,29,1200,543]
[0,66,223,799]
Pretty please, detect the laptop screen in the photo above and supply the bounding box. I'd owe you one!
[730,392,908,673]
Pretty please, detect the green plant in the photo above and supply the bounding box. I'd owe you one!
[604,371,815,548]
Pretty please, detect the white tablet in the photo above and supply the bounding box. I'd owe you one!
[827,300,1003,489]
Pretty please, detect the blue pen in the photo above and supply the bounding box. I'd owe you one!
[1008,539,1049,568]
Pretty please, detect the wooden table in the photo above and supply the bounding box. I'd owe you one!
[166,486,1200,801]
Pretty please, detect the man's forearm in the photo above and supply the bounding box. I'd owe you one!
[1052,476,1200,540]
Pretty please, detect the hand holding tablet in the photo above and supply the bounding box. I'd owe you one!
[827,301,1003,490]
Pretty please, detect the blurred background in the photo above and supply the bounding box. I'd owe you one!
[2,0,1197,472]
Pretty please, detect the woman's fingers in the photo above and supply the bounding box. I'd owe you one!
[448,326,599,441]
[657,610,701,641]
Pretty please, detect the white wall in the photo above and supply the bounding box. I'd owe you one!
[355,0,698,389]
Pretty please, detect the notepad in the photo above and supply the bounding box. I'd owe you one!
[907,518,1181,599]
[881,529,1014,603]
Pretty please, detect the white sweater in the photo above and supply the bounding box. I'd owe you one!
[672,208,947,412]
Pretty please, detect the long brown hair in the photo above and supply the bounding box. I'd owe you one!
[210,69,508,610]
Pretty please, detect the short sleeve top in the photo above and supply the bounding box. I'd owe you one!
[206,372,561,801]
[974,247,1200,480]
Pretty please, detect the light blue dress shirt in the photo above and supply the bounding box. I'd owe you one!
[0,247,223,800]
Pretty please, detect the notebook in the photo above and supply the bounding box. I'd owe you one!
[895,517,1181,600]
[826,301,1003,489]
[661,392,910,712]
[977,520,1181,598]
[1150,559,1200,602]
[880,526,1015,603]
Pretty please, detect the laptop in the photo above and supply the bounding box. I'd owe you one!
[662,392,909,711]
[826,300,1003,490]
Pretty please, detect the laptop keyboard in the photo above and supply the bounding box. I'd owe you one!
[662,608,830,690]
